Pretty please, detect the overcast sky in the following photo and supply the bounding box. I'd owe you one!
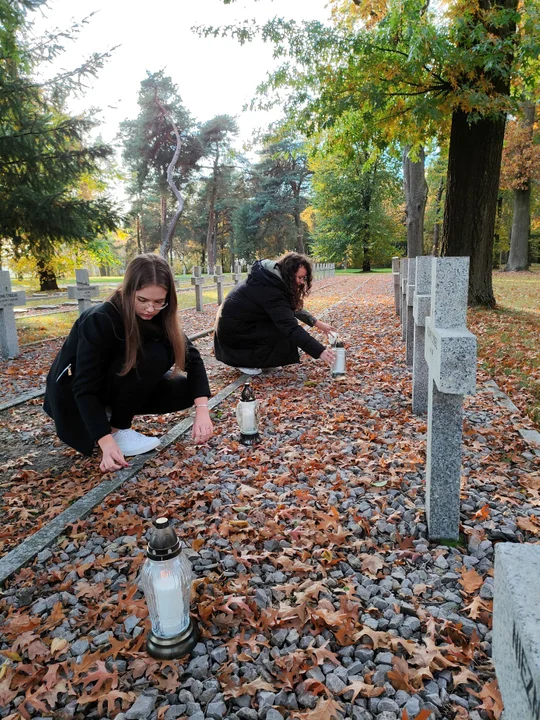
[32,0,332,148]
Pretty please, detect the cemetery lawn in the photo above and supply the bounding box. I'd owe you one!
[468,266,540,427]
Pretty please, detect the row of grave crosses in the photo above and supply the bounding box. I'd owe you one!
[0,265,246,359]
[394,259,540,720]
[393,255,477,542]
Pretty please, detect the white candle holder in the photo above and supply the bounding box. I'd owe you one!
[330,336,346,379]
[236,381,260,445]
[139,517,200,659]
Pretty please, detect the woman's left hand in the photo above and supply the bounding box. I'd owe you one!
[315,320,337,337]
[192,406,213,443]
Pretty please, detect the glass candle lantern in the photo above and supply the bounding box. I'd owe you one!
[330,335,346,379]
[139,517,200,659]
[236,381,260,445]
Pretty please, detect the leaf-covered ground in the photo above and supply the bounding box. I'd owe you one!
[0,275,363,555]
[1,274,539,720]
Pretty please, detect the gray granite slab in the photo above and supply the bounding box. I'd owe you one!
[494,544,540,720]
[0,271,26,358]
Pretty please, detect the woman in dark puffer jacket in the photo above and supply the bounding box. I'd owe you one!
[44,254,213,473]
[214,252,336,375]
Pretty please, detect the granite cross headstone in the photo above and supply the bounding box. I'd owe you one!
[0,271,26,359]
[67,269,99,315]
[392,257,401,317]
[191,266,205,312]
[406,258,416,367]
[400,258,408,342]
[213,264,225,305]
[233,262,242,285]
[412,256,432,415]
[493,543,540,720]
[424,256,477,540]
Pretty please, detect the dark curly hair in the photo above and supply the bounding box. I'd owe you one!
[275,252,313,310]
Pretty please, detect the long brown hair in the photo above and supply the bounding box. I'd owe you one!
[109,254,186,376]
[275,252,313,310]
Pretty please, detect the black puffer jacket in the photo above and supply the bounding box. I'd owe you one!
[214,260,325,368]
[44,301,210,455]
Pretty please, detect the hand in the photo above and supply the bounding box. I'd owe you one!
[192,406,213,443]
[320,348,336,366]
[98,434,130,473]
[316,320,337,337]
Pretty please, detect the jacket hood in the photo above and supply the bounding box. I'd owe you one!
[249,259,284,289]
[260,259,282,279]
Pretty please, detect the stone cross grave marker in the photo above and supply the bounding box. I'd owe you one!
[412,256,432,415]
[493,543,540,720]
[213,265,225,305]
[424,256,477,540]
[191,266,205,312]
[67,269,99,315]
[0,271,26,359]
[233,262,242,285]
[392,257,400,316]
[406,258,416,367]
[400,258,408,342]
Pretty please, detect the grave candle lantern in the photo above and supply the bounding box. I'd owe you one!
[236,381,260,445]
[330,334,346,379]
[139,517,200,659]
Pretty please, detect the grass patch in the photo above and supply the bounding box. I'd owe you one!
[469,267,540,428]
[16,311,78,345]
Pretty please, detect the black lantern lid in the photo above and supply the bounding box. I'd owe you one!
[241,381,255,402]
[147,517,181,561]
[335,339,344,348]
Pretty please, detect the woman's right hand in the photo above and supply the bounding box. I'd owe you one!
[98,434,130,473]
[320,348,336,366]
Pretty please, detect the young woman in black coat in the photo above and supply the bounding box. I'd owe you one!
[44,254,213,473]
[214,252,336,375]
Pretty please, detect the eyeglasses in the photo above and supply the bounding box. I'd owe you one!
[135,296,169,310]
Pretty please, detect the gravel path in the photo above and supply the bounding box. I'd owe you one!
[1,274,538,720]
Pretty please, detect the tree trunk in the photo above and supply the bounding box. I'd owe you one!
[160,193,167,253]
[441,109,507,306]
[432,177,444,256]
[206,148,220,274]
[506,102,535,272]
[37,259,60,291]
[136,213,142,254]
[506,187,531,271]
[293,204,305,255]
[441,0,517,305]
[160,119,185,259]
[403,146,427,258]
[493,195,503,269]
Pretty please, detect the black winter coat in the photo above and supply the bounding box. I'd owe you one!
[214,260,326,368]
[43,301,210,456]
